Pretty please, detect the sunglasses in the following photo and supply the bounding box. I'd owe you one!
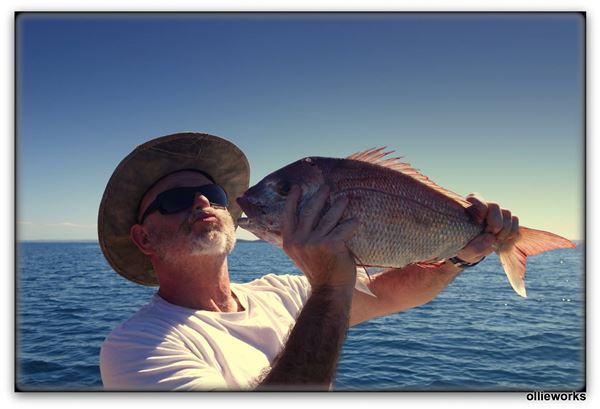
[139,184,229,223]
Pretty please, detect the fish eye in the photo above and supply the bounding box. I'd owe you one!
[274,180,292,196]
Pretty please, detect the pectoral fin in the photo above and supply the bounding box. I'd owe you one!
[355,267,377,298]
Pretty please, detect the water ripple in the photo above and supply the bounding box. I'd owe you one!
[17,241,584,391]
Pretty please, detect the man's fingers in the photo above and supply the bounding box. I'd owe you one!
[461,196,521,264]
[296,185,330,236]
[328,218,360,243]
[496,209,513,242]
[282,185,301,238]
[484,203,503,234]
[456,233,496,263]
[510,215,520,237]
[466,194,488,225]
[314,196,349,237]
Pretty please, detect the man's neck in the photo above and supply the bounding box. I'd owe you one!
[154,253,242,312]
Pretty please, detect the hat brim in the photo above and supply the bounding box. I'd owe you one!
[98,132,250,286]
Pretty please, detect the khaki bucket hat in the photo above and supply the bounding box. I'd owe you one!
[98,132,250,286]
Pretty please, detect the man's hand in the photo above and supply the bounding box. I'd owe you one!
[258,185,360,390]
[457,193,520,263]
[282,184,359,290]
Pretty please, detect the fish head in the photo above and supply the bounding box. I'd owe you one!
[236,157,326,245]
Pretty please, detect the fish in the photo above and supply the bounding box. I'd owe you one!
[236,147,576,297]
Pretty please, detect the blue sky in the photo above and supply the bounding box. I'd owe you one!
[16,12,584,241]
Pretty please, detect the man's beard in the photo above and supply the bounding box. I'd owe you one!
[151,209,237,262]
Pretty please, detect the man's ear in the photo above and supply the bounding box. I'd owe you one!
[130,224,154,256]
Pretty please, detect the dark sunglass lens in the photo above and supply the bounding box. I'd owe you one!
[156,185,228,215]
[199,184,228,207]
[158,187,197,214]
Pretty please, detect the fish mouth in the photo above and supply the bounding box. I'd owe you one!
[237,217,250,227]
[236,216,279,235]
[236,196,266,218]
[237,216,281,244]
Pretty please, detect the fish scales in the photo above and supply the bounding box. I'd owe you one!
[329,162,482,267]
[236,148,576,297]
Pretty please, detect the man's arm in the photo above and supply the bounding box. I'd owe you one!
[258,284,353,390]
[349,194,520,326]
[257,185,358,390]
[349,261,461,326]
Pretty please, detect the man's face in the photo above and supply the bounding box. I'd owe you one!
[137,170,236,261]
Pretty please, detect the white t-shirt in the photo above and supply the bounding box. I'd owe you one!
[100,274,311,391]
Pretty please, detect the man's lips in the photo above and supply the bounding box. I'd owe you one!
[198,215,217,222]
[190,211,218,224]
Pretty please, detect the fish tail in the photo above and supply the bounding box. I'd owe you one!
[497,227,576,297]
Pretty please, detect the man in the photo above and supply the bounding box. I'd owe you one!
[99,132,518,391]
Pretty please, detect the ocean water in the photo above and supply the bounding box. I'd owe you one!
[16,240,584,391]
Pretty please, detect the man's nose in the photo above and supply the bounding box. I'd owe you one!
[193,192,211,209]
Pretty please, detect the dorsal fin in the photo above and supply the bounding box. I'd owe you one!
[346,147,471,208]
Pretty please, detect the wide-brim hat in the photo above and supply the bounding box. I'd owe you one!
[98,132,250,286]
